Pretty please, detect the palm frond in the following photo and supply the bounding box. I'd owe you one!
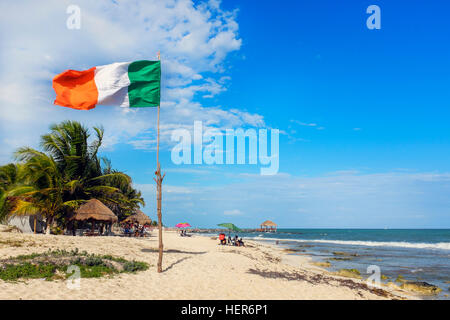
[85,186,120,194]
[10,199,42,216]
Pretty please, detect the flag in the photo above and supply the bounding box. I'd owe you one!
[52,60,160,110]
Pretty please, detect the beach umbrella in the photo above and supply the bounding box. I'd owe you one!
[175,222,191,228]
[217,223,242,237]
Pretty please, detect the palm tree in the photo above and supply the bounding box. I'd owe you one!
[9,149,81,234]
[0,163,21,223]
[100,159,145,220]
[40,121,104,182]
[5,121,145,233]
[39,121,143,218]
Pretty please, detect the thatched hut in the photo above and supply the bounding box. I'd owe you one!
[123,210,152,225]
[69,199,118,235]
[72,199,118,223]
[260,220,277,232]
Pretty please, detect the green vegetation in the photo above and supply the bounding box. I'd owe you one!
[335,268,362,279]
[123,261,149,273]
[0,239,24,247]
[395,274,406,283]
[0,121,145,232]
[312,261,331,268]
[0,249,149,282]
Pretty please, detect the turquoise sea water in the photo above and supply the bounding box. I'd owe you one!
[209,229,450,299]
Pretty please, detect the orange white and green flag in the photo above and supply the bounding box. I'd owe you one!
[52,60,161,110]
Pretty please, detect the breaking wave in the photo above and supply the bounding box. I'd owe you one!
[247,237,450,251]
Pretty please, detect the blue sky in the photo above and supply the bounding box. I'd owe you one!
[1,0,449,228]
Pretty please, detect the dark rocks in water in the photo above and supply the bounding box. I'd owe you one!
[332,251,359,257]
[400,281,442,295]
[329,257,353,261]
[282,248,304,254]
[298,244,314,248]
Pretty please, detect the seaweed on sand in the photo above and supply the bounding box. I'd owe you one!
[246,268,392,298]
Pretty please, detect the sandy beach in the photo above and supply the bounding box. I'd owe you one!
[0,229,417,300]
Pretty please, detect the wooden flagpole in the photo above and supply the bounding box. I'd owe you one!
[154,51,165,273]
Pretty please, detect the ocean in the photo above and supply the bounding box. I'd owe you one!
[207,229,450,300]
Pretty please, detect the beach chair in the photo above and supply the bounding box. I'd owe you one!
[218,233,226,245]
[84,230,99,236]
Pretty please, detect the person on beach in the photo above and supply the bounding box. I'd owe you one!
[219,233,226,245]
[134,223,140,237]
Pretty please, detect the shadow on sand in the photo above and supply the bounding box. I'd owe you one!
[163,257,192,272]
[141,248,207,255]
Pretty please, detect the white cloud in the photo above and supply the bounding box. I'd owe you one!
[0,0,263,161]
[127,139,157,151]
[136,170,450,228]
[290,120,317,127]
[285,119,325,144]
[224,209,242,216]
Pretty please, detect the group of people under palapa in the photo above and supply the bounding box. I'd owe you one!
[219,233,245,246]
[179,229,191,237]
[121,222,151,237]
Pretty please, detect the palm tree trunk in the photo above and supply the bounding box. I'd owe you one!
[155,87,165,273]
[34,216,36,234]
[45,216,52,235]
[156,170,163,273]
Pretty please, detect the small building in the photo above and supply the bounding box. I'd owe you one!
[260,220,277,232]
[7,214,45,233]
[123,210,152,225]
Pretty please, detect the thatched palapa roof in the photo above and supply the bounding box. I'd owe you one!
[260,220,277,227]
[123,210,152,225]
[71,199,118,223]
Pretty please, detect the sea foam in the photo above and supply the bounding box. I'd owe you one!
[247,237,450,251]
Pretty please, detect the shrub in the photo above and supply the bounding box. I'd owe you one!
[0,250,149,282]
[123,261,148,273]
